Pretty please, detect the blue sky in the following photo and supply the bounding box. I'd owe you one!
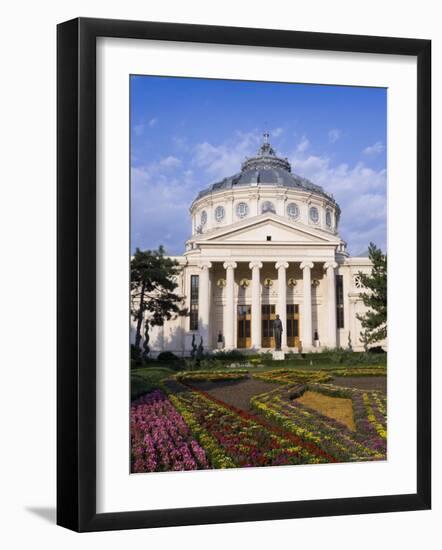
[131,76,387,256]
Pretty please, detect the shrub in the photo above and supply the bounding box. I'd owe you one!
[157,351,180,362]
[130,344,143,368]
[368,346,385,354]
[214,349,246,361]
[285,351,302,360]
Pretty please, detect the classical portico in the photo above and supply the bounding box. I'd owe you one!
[193,257,338,352]
[140,134,376,354]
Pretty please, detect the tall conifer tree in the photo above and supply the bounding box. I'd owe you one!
[357,242,387,346]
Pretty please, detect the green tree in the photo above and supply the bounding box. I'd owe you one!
[131,246,187,356]
[357,242,387,346]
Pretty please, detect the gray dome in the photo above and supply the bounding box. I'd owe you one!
[195,133,337,207]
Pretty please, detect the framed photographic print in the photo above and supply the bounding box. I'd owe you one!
[57,17,431,532]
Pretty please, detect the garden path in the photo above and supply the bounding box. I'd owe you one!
[188,378,277,412]
[332,376,386,393]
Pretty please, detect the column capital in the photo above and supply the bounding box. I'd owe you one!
[199,261,212,270]
[249,261,263,270]
[223,260,237,270]
[324,261,338,270]
[300,261,314,270]
[275,261,289,270]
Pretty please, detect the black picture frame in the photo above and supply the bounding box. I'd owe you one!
[57,17,431,532]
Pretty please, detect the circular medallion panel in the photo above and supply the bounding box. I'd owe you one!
[215,205,225,222]
[309,206,319,223]
[261,200,276,214]
[326,209,332,227]
[236,202,249,219]
[287,202,299,219]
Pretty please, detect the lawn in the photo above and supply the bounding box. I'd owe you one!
[130,357,387,473]
[296,390,356,431]
[130,366,176,400]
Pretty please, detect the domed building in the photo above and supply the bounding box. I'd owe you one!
[147,133,374,354]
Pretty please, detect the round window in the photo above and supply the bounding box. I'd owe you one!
[236,202,249,218]
[309,206,319,223]
[287,202,299,219]
[200,210,207,226]
[214,205,225,222]
[261,201,276,214]
[325,209,332,227]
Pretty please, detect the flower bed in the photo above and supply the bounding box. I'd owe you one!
[131,390,209,473]
[175,370,249,383]
[253,369,333,385]
[251,383,386,461]
[330,367,387,377]
[308,383,387,451]
[170,386,335,467]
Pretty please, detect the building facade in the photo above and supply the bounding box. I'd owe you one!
[140,134,377,354]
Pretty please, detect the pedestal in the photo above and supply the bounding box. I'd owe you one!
[272,350,285,361]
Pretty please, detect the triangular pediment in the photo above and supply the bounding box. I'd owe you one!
[195,213,340,245]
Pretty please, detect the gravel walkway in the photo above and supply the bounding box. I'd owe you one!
[332,376,386,393]
[189,378,277,412]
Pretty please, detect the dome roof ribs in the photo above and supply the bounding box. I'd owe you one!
[194,132,338,209]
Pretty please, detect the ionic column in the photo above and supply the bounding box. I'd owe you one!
[300,261,314,349]
[324,261,338,348]
[198,261,212,348]
[223,261,237,349]
[275,261,289,349]
[249,261,263,349]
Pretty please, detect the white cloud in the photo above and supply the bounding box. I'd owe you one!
[159,155,182,169]
[131,160,198,254]
[193,131,261,180]
[148,117,158,127]
[271,127,284,138]
[132,131,387,256]
[363,141,384,156]
[328,128,341,143]
[290,147,387,254]
[296,135,310,153]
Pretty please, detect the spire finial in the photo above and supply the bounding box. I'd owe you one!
[263,131,270,145]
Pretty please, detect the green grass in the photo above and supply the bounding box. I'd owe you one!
[130,366,175,400]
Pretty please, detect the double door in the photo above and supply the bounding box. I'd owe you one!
[286,304,300,348]
[237,305,251,348]
[261,304,276,348]
[237,303,300,348]
[261,304,300,348]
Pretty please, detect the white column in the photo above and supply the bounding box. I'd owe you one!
[275,261,289,349]
[223,261,237,349]
[324,261,338,348]
[198,261,212,348]
[249,261,263,349]
[300,261,314,349]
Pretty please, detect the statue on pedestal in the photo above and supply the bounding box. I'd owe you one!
[273,314,283,350]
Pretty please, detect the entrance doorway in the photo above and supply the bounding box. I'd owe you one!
[261,304,276,348]
[237,305,251,348]
[287,304,300,348]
